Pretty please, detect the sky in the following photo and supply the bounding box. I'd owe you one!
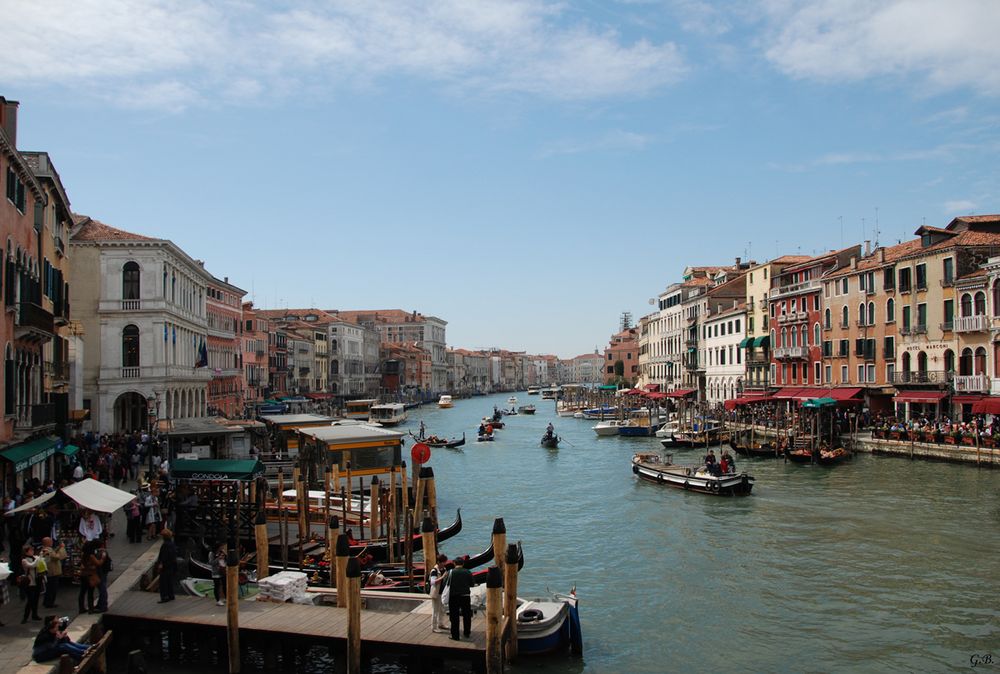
[3,0,999,358]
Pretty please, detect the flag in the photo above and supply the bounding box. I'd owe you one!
[196,340,208,368]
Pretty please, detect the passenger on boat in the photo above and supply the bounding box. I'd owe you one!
[478,423,486,436]
[546,423,554,435]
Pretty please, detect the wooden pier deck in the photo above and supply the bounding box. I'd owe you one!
[103,591,488,668]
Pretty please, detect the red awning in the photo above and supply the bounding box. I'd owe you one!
[773,387,805,400]
[894,391,948,404]
[827,387,864,401]
[793,387,829,400]
[972,397,1000,414]
[643,383,661,392]
[621,388,644,396]
[952,394,984,404]
[666,389,696,398]
[305,393,336,400]
[645,392,668,400]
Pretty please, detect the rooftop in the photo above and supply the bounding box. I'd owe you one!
[71,215,156,242]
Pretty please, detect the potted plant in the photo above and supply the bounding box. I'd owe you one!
[946,429,959,445]
[962,432,976,446]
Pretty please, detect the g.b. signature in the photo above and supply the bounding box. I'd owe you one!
[971,654,994,668]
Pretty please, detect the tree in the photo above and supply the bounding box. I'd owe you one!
[614,360,625,378]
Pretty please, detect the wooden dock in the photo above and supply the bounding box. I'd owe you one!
[103,591,488,670]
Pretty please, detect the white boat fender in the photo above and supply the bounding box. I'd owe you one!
[711,481,720,493]
[519,608,544,623]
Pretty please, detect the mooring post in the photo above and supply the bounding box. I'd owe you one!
[485,566,503,674]
[388,467,398,563]
[323,466,331,528]
[297,474,307,568]
[503,544,519,662]
[413,468,427,529]
[369,476,380,540]
[226,548,240,674]
[400,462,410,515]
[346,557,362,674]
[420,516,436,585]
[491,518,506,578]
[254,511,269,581]
[424,467,438,528]
[336,533,350,606]
[327,515,340,587]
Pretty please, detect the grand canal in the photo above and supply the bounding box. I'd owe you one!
[149,392,1000,673]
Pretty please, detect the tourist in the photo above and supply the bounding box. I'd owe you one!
[143,486,161,540]
[211,544,227,607]
[32,615,89,663]
[156,529,177,603]
[94,541,111,613]
[0,553,9,626]
[125,496,143,544]
[20,543,43,624]
[447,556,473,641]
[77,541,99,615]
[428,554,449,633]
[78,511,103,543]
[71,463,84,482]
[40,538,66,609]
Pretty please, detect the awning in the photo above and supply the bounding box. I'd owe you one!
[0,436,61,473]
[57,444,80,458]
[773,387,805,400]
[952,394,984,404]
[792,387,829,400]
[5,490,57,515]
[827,387,864,401]
[802,397,837,409]
[752,336,770,348]
[894,391,948,404]
[598,385,618,391]
[666,389,696,398]
[643,384,661,392]
[738,337,752,348]
[62,479,136,514]
[972,397,1000,415]
[171,459,265,481]
[645,392,668,400]
[305,393,337,400]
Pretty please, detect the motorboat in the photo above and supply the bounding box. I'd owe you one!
[540,387,560,400]
[631,452,754,496]
[437,395,454,408]
[344,398,378,420]
[527,387,540,395]
[592,420,627,436]
[518,404,537,415]
[661,419,726,448]
[581,405,618,420]
[617,409,661,437]
[508,395,518,406]
[654,419,679,439]
[368,402,408,426]
[477,433,495,442]
[515,590,583,655]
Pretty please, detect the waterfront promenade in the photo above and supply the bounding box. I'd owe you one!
[0,478,156,674]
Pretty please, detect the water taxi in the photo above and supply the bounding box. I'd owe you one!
[540,387,560,400]
[437,394,454,408]
[527,387,540,395]
[344,398,378,420]
[632,452,754,496]
[369,402,408,426]
[592,420,627,436]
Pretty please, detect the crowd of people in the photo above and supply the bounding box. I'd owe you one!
[701,449,737,476]
[872,413,1000,443]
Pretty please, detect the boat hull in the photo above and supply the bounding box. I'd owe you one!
[631,456,753,496]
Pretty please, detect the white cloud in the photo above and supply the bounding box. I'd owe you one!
[943,199,977,213]
[536,129,653,158]
[772,141,987,172]
[762,0,1000,96]
[0,0,686,108]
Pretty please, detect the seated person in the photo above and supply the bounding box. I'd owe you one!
[33,616,89,663]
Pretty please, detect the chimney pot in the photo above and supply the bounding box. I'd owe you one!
[0,98,19,147]
[864,240,871,256]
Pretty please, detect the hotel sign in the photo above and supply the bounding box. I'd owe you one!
[904,341,950,353]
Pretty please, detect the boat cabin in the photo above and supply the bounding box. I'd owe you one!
[344,399,378,420]
[369,402,408,426]
[259,414,336,458]
[297,424,404,481]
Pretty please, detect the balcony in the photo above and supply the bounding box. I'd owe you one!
[955,315,988,333]
[684,338,698,349]
[940,277,954,288]
[774,346,809,360]
[15,403,56,432]
[122,367,140,378]
[121,299,141,311]
[954,374,989,393]
[45,361,70,382]
[770,278,820,300]
[14,302,54,341]
[891,370,952,386]
[941,321,954,332]
[747,353,769,364]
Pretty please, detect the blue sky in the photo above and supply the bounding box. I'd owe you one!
[3,0,998,358]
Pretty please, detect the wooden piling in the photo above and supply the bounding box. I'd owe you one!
[491,518,506,579]
[370,476,380,540]
[400,462,410,515]
[327,516,340,588]
[485,566,503,674]
[323,467,331,527]
[226,549,240,673]
[388,467,398,563]
[424,467,438,528]
[346,557,362,674]
[254,511,269,581]
[336,533,350,606]
[420,516,436,584]
[345,462,353,517]
[413,469,427,528]
[297,475,307,567]
[503,544,519,662]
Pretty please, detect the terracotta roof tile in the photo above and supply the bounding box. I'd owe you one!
[70,215,155,242]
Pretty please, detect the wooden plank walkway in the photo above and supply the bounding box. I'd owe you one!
[103,591,486,664]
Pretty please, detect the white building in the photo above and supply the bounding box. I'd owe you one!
[69,217,213,433]
[703,303,746,404]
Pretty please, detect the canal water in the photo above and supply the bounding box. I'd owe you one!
[147,392,1000,673]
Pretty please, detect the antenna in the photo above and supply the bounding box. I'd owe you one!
[874,206,880,247]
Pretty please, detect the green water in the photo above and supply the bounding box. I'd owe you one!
[144,392,1000,672]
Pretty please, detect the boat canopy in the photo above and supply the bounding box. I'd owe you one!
[801,397,837,408]
[171,459,265,481]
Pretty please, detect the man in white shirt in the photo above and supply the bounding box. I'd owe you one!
[72,464,84,481]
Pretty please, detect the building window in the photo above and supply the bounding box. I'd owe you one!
[814,361,821,383]
[824,308,831,329]
[915,263,927,291]
[841,365,848,383]
[943,258,954,285]
[886,298,895,323]
[898,267,912,292]
[123,261,140,300]
[943,299,954,329]
[884,267,895,290]
[841,306,849,328]
[122,325,140,367]
[825,365,832,383]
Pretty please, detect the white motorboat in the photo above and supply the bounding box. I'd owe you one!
[369,402,408,426]
[592,420,627,436]
[655,419,680,439]
[527,387,540,395]
[508,396,518,406]
[437,395,454,408]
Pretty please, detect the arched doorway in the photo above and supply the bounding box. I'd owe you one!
[114,391,148,432]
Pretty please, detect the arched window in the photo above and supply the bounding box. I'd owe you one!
[780,328,787,348]
[800,325,808,347]
[993,282,1000,317]
[943,349,955,374]
[867,302,875,325]
[770,329,776,349]
[813,322,821,345]
[974,291,986,316]
[902,351,911,375]
[886,298,895,323]
[960,348,973,376]
[841,306,849,328]
[122,325,140,367]
[123,261,140,300]
[824,308,831,329]
[858,303,866,326]
[3,343,13,416]
[975,346,987,375]
[917,351,928,374]
[960,293,973,317]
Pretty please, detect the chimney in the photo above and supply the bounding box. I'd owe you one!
[735,256,741,267]
[0,98,18,146]
[864,240,871,256]
[877,248,885,263]
[224,276,229,283]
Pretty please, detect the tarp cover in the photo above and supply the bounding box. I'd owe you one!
[171,459,265,481]
[5,490,57,515]
[62,479,136,514]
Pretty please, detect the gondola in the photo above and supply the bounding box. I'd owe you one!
[540,434,560,449]
[445,433,466,449]
[364,540,525,592]
[728,435,781,458]
[410,431,465,449]
[817,447,850,466]
[785,448,814,464]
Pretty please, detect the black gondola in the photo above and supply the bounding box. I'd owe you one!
[728,435,781,458]
[540,434,560,449]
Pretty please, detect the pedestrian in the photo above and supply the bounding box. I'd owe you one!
[77,541,99,615]
[32,615,89,663]
[78,511,103,543]
[125,496,143,544]
[144,487,161,540]
[156,529,177,603]
[20,543,42,624]
[428,554,449,632]
[94,540,111,613]
[40,538,66,609]
[447,556,473,641]
[211,543,227,607]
